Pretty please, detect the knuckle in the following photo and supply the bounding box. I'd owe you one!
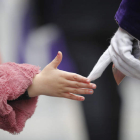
[70,94,73,99]
[87,85,91,88]
[59,71,64,77]
[73,89,78,94]
[75,83,80,88]
[62,87,67,93]
[86,89,89,94]
[73,74,78,80]
[67,94,73,99]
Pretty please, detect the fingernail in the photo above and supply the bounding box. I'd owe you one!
[89,90,93,94]
[86,79,90,83]
[92,84,96,88]
[57,51,60,56]
[81,97,85,100]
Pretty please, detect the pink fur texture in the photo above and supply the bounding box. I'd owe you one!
[0,62,40,134]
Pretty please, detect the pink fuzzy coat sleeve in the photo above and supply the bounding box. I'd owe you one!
[0,62,40,134]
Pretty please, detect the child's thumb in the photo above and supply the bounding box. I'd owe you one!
[50,51,62,68]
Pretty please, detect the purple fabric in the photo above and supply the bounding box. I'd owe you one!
[50,33,77,73]
[18,6,33,63]
[115,0,140,40]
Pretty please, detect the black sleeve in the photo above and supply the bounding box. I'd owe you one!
[8,90,31,103]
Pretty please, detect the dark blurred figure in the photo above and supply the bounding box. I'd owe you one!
[32,0,122,140]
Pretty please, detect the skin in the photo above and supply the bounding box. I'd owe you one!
[27,51,96,101]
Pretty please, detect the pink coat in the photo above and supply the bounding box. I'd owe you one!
[0,62,40,134]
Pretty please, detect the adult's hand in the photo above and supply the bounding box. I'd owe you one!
[88,27,140,81]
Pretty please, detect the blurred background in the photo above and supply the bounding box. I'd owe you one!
[1,0,140,140]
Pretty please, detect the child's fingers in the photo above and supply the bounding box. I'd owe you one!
[61,92,85,101]
[65,80,96,89]
[49,51,62,69]
[64,72,90,83]
[64,87,94,95]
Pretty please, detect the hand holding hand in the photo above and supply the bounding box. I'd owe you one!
[28,51,96,101]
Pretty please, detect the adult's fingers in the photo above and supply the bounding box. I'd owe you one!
[111,49,140,80]
[111,54,136,79]
[112,31,140,75]
[87,48,112,81]
[109,44,133,78]
[120,49,140,74]
[111,39,140,77]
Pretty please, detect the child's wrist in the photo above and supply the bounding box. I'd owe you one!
[27,74,40,97]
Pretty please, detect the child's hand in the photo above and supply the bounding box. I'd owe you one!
[28,51,96,101]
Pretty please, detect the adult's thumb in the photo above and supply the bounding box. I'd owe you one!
[87,48,111,81]
[50,51,62,68]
